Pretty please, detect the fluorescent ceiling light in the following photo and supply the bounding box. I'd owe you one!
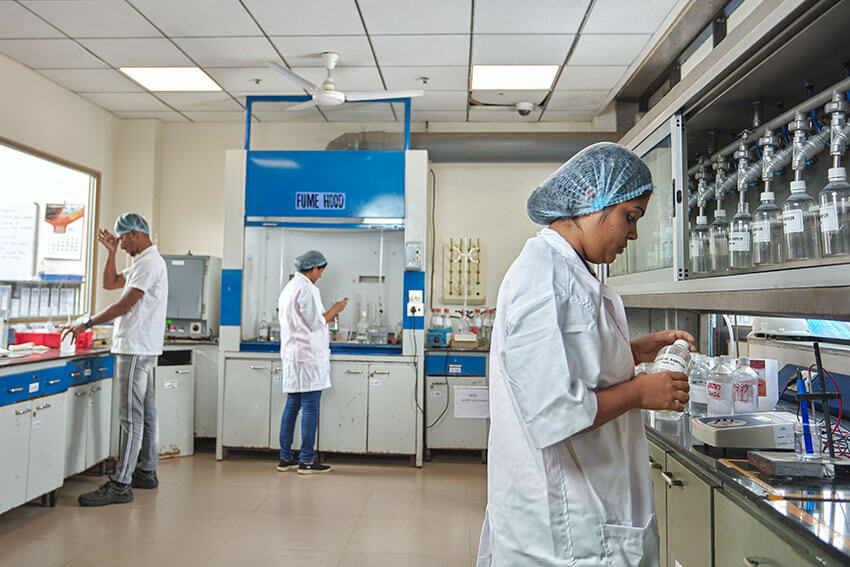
[471,65,559,90]
[119,67,221,92]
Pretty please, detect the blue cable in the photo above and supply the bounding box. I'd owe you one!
[797,378,815,455]
[781,125,791,145]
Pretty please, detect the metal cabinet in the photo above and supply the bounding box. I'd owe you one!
[367,363,416,454]
[319,361,369,453]
[646,440,668,567]
[269,361,303,451]
[222,359,271,448]
[26,393,66,501]
[193,344,219,437]
[86,379,111,468]
[65,383,89,476]
[714,490,819,567]
[665,453,716,567]
[0,400,31,513]
[155,364,194,457]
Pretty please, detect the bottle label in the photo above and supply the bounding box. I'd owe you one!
[652,353,688,374]
[709,237,728,256]
[734,382,755,403]
[691,384,708,403]
[752,221,771,243]
[689,239,701,259]
[820,204,839,232]
[783,209,804,234]
[729,231,750,251]
[707,381,723,400]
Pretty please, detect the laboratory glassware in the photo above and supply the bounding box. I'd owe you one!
[731,358,759,414]
[783,180,821,261]
[688,354,712,417]
[729,202,753,269]
[707,356,736,416]
[369,301,388,345]
[709,209,730,272]
[650,339,692,420]
[355,305,369,344]
[819,167,850,256]
[689,215,711,273]
[752,192,785,265]
[793,421,823,459]
[0,307,7,350]
[257,314,271,341]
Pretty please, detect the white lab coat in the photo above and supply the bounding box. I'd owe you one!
[278,272,330,393]
[477,228,658,567]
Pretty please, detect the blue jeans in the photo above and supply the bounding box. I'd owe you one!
[279,390,321,463]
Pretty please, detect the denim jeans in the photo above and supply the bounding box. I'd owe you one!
[113,354,158,485]
[279,390,322,463]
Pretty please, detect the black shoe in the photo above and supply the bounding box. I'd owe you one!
[132,468,159,489]
[297,462,333,475]
[277,458,299,472]
[78,480,134,506]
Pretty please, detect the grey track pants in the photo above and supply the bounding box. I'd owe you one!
[113,354,159,485]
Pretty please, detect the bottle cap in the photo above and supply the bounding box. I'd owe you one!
[697,215,708,224]
[760,191,774,202]
[790,180,807,193]
[673,339,689,349]
[828,167,847,183]
[715,208,726,218]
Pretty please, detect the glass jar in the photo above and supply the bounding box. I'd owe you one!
[783,180,821,261]
[689,215,711,273]
[752,191,785,265]
[729,202,753,269]
[709,208,730,272]
[819,167,850,256]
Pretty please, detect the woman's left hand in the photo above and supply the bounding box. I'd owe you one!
[630,330,696,364]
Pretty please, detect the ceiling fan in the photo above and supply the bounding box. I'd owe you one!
[267,52,424,111]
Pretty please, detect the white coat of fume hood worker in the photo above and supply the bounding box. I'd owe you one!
[478,143,695,567]
[275,250,347,474]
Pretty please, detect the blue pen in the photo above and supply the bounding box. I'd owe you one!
[797,378,814,455]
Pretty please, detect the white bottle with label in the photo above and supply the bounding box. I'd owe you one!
[783,180,821,261]
[729,201,753,269]
[752,191,785,265]
[707,356,736,416]
[649,339,692,420]
[819,167,850,257]
[731,357,759,414]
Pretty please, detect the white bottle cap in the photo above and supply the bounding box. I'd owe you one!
[715,208,726,217]
[673,339,689,349]
[697,215,707,224]
[828,167,847,182]
[790,180,807,193]
[760,191,774,202]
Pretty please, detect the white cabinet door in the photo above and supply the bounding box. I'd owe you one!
[155,365,195,457]
[367,363,416,454]
[64,384,88,477]
[26,393,67,501]
[268,362,302,451]
[86,379,112,468]
[222,359,271,448]
[319,361,368,453]
[193,344,219,437]
[0,401,31,514]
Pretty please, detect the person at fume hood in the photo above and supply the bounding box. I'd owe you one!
[276,250,348,474]
[477,143,694,567]
[63,213,168,506]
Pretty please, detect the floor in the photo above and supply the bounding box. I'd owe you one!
[0,451,487,567]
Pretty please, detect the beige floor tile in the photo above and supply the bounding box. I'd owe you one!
[207,544,343,567]
[63,540,217,567]
[362,489,485,523]
[337,551,472,567]
[347,517,470,556]
[0,532,89,567]
[229,513,357,551]
[257,484,369,518]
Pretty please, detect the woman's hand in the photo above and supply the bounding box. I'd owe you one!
[630,330,695,364]
[632,371,690,412]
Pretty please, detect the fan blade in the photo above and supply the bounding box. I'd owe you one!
[285,99,319,112]
[344,89,424,101]
[267,61,319,92]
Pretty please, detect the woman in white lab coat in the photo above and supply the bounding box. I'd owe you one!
[276,250,347,474]
[477,143,694,566]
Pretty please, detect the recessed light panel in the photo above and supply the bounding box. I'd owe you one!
[471,65,559,90]
[119,67,221,92]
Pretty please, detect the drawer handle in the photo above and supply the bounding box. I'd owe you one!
[176,369,190,374]
[661,472,682,487]
[91,386,101,393]
[75,391,88,397]
[48,379,61,385]
[744,557,767,567]
[8,387,23,393]
[345,369,364,374]
[371,370,390,375]
[70,372,82,377]
[36,403,51,410]
[648,457,662,470]
[250,365,265,370]
[15,408,32,415]
[97,367,108,372]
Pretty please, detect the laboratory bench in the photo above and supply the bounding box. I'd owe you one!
[646,419,850,567]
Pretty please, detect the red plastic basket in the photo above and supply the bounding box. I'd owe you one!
[14,330,92,349]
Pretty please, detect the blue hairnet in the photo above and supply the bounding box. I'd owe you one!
[527,142,653,224]
[294,250,327,271]
[114,212,150,235]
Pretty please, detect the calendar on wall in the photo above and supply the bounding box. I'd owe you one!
[43,203,85,260]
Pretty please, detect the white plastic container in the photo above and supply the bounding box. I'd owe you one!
[707,356,736,416]
[650,339,692,420]
[731,358,759,414]
[748,358,779,412]
[60,330,76,354]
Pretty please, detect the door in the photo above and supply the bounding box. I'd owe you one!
[86,379,112,467]
[222,359,271,448]
[64,384,89,477]
[269,362,303,450]
[0,401,31,513]
[155,365,195,457]
[193,344,218,437]
[647,440,668,567]
[319,361,368,453]
[26,393,67,501]
[665,453,715,567]
[367,363,416,454]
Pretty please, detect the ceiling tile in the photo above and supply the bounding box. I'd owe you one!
[324,106,396,122]
[182,111,248,122]
[0,39,107,68]
[290,66,383,91]
[130,0,261,37]
[114,110,189,122]
[155,92,242,111]
[568,34,651,66]
[411,90,467,110]
[472,34,574,65]
[382,66,467,91]
[583,0,679,34]
[555,65,628,91]
[371,35,469,67]
[546,89,608,110]
[470,89,547,105]
[38,68,144,92]
[241,0,363,35]
[270,35,374,67]
[474,0,591,34]
[21,1,159,38]
[468,107,540,122]
[172,37,279,68]
[410,110,467,122]
[205,67,305,95]
[79,38,192,67]
[252,108,327,122]
[81,92,170,111]
[540,109,595,122]
[358,0,470,34]
[0,3,63,38]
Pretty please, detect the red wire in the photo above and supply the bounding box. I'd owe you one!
[809,364,843,449]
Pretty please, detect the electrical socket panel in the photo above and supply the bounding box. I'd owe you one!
[441,239,486,304]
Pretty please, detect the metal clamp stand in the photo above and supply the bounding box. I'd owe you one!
[794,342,840,458]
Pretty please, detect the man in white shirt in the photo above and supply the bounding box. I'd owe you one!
[64,212,168,506]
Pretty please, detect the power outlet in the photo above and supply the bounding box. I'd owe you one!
[408,290,423,303]
[407,302,424,317]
